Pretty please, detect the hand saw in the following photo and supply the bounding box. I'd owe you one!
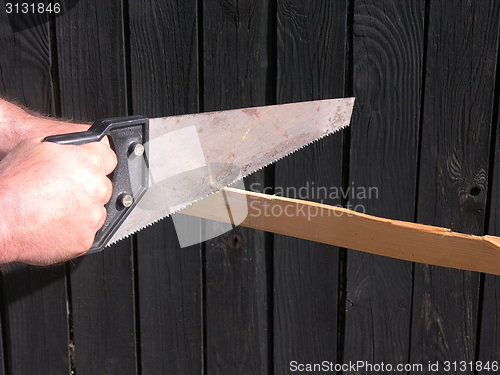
[44,98,355,252]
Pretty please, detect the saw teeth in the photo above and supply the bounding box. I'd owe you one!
[105,109,352,247]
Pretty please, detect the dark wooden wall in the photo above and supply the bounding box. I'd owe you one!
[1,0,500,374]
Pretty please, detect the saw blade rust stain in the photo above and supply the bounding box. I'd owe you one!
[241,107,260,119]
[226,151,235,165]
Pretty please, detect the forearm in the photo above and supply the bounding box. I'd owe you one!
[0,98,30,158]
[0,98,88,159]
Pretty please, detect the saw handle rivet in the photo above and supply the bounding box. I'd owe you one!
[119,193,134,208]
[129,142,145,157]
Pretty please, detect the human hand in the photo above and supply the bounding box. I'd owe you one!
[0,138,117,265]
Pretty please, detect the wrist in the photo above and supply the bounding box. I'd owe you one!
[27,117,90,139]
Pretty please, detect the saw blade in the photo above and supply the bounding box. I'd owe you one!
[108,97,355,245]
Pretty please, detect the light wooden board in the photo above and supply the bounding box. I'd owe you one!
[181,188,500,276]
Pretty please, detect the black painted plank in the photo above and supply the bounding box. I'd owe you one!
[128,1,203,373]
[129,0,199,117]
[274,1,346,372]
[2,266,69,374]
[343,0,424,370]
[477,13,500,366]
[410,1,500,371]
[0,8,69,375]
[55,1,138,373]
[0,1,54,114]
[68,243,137,374]
[0,319,4,375]
[57,0,129,120]
[202,1,270,373]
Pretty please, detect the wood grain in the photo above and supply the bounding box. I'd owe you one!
[344,0,425,369]
[129,0,199,117]
[0,3,54,114]
[128,1,203,373]
[275,0,346,371]
[0,8,69,375]
[2,267,69,374]
[182,188,500,275]
[202,1,270,373]
[134,220,202,374]
[477,6,500,364]
[55,1,138,373]
[410,0,500,370]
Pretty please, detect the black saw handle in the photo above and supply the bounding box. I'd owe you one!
[44,116,149,253]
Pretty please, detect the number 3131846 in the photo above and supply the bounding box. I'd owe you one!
[5,3,61,14]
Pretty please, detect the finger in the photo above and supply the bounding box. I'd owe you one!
[82,142,117,175]
[96,175,114,204]
[90,205,108,234]
[97,205,108,230]
[100,135,111,148]
[84,206,107,252]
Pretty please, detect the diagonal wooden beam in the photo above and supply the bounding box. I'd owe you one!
[180,187,500,276]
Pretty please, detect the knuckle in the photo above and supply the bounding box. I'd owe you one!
[85,153,103,172]
[107,148,118,168]
[94,180,112,203]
